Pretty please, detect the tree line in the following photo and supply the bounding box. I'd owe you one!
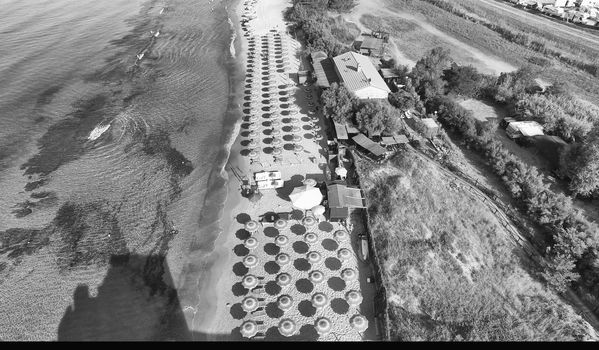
[401,47,599,300]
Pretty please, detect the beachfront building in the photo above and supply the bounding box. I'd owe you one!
[327,183,367,221]
[332,52,390,100]
[352,133,387,160]
[310,51,338,89]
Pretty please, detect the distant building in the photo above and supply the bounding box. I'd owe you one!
[506,120,544,138]
[327,183,366,221]
[332,52,391,100]
[358,36,385,57]
[421,118,440,138]
[310,51,338,89]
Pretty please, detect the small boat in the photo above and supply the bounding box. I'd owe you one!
[153,30,160,38]
[136,52,145,60]
[358,233,369,262]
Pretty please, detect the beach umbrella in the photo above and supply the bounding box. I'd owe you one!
[337,248,352,261]
[311,293,329,309]
[308,109,315,115]
[274,219,287,229]
[243,254,259,268]
[314,317,332,336]
[309,270,325,284]
[307,251,322,264]
[345,290,363,307]
[248,123,258,130]
[242,274,259,289]
[244,237,259,250]
[240,320,258,338]
[313,125,321,131]
[272,148,282,156]
[245,220,259,232]
[249,191,263,203]
[310,115,319,121]
[248,150,259,159]
[290,126,301,133]
[292,135,302,143]
[271,129,281,136]
[248,139,259,148]
[275,253,291,266]
[293,144,304,153]
[289,110,298,115]
[350,315,369,332]
[314,134,323,141]
[270,120,281,127]
[242,296,259,312]
[303,178,317,187]
[303,87,311,93]
[302,216,316,227]
[312,205,325,217]
[278,319,297,337]
[335,167,347,178]
[289,185,322,210]
[271,137,282,146]
[341,268,357,281]
[277,295,293,311]
[270,113,280,120]
[276,272,292,286]
[304,232,318,245]
[248,130,259,138]
[289,118,299,124]
[334,230,349,242]
[275,234,289,247]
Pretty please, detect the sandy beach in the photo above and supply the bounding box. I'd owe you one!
[184,0,379,341]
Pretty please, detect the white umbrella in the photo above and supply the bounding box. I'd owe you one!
[276,272,292,286]
[275,234,289,247]
[314,317,332,335]
[274,219,287,229]
[275,253,291,266]
[242,274,259,289]
[244,220,259,232]
[278,319,297,337]
[289,185,322,210]
[240,320,258,338]
[311,293,329,309]
[337,248,352,261]
[334,230,349,242]
[335,167,347,178]
[350,315,369,332]
[345,290,363,306]
[307,251,322,263]
[341,268,357,281]
[309,270,325,284]
[304,232,318,245]
[244,237,258,250]
[242,296,259,312]
[303,178,317,187]
[243,254,259,268]
[277,295,293,310]
[312,205,325,217]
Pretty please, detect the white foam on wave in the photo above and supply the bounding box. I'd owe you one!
[228,17,236,58]
[88,122,111,141]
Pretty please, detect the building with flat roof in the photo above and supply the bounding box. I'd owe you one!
[358,36,384,57]
[310,51,338,89]
[332,52,391,100]
[327,183,366,221]
[352,133,387,159]
[506,120,544,138]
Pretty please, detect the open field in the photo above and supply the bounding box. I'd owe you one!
[356,149,596,341]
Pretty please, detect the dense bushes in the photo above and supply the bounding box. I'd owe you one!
[426,89,599,295]
[286,2,358,56]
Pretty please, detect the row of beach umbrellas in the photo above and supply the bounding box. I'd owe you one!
[240,313,368,338]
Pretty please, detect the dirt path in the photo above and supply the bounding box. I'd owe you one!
[341,0,516,75]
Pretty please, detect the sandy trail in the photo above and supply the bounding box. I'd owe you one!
[342,0,517,75]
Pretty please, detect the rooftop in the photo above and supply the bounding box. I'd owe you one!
[352,133,387,157]
[332,52,390,94]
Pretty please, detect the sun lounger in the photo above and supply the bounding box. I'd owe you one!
[252,309,267,317]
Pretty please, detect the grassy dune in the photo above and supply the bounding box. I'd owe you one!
[357,150,595,341]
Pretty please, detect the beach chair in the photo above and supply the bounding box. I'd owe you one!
[251,286,266,295]
[251,308,267,317]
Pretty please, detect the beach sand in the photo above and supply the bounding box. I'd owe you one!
[191,0,379,340]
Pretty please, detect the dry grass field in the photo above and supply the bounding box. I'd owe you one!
[356,150,596,341]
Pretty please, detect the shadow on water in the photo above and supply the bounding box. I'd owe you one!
[56,253,251,341]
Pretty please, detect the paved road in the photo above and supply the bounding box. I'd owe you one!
[478,0,599,48]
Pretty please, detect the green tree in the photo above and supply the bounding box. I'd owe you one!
[355,100,401,137]
[567,129,599,197]
[541,252,580,293]
[443,63,490,98]
[410,47,452,101]
[321,82,357,123]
